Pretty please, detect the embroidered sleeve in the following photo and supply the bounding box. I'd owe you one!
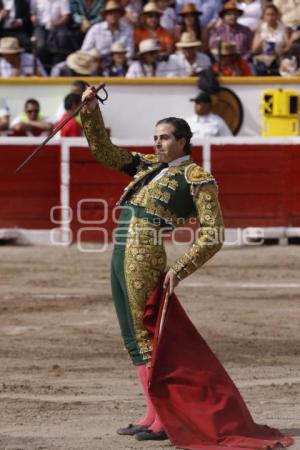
[171,182,224,281]
[81,106,137,175]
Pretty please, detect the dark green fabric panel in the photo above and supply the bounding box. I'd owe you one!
[111,207,144,366]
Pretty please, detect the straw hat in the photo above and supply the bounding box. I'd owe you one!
[219,1,243,18]
[179,3,202,16]
[138,38,160,55]
[0,37,24,54]
[110,41,127,53]
[100,0,125,17]
[142,2,162,16]
[212,41,239,56]
[66,51,99,75]
[86,48,102,59]
[176,32,202,48]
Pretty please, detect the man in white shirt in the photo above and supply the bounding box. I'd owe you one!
[186,91,232,140]
[10,98,52,136]
[30,0,71,31]
[167,32,211,77]
[126,38,172,77]
[30,0,76,71]
[81,0,134,69]
[0,36,46,76]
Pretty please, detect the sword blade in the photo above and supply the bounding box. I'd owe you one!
[15,83,107,173]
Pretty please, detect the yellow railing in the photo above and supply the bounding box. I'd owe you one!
[0,76,299,85]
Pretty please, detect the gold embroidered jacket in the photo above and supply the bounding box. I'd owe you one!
[81,107,224,281]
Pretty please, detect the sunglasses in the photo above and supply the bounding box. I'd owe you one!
[26,109,39,113]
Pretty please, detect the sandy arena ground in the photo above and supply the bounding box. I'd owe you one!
[0,243,299,450]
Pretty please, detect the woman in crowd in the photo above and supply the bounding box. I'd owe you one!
[252,4,289,59]
[252,4,289,75]
[174,3,203,42]
[175,0,222,28]
[104,41,129,76]
[134,2,174,58]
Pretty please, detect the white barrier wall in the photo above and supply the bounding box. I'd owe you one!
[0,77,300,139]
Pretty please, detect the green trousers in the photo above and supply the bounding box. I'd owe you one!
[111,207,166,366]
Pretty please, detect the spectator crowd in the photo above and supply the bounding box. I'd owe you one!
[0,0,299,78]
[1,0,299,137]
[0,79,87,136]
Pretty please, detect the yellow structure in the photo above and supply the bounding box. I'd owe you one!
[262,89,299,136]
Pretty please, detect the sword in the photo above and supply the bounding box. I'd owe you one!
[158,290,169,340]
[15,83,108,173]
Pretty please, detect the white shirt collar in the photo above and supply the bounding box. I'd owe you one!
[168,154,191,167]
[196,113,211,123]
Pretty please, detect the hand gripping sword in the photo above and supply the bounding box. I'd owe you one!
[15,83,108,173]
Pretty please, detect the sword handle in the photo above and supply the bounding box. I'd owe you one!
[16,83,108,173]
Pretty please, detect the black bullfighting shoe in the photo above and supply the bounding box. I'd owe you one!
[116,424,149,436]
[135,430,168,441]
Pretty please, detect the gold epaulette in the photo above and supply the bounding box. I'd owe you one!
[140,154,159,165]
[185,163,215,185]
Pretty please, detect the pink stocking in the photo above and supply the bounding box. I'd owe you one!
[150,414,164,432]
[135,365,156,427]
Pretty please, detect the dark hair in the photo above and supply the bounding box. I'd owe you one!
[71,80,87,93]
[64,93,81,111]
[181,15,202,40]
[263,4,279,16]
[156,117,193,155]
[25,98,39,110]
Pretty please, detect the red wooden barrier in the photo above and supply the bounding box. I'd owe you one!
[290,147,300,226]
[211,144,300,227]
[0,144,60,229]
[0,141,299,243]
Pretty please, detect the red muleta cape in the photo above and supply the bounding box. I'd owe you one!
[143,279,294,450]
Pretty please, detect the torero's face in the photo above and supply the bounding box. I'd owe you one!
[153,123,185,163]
